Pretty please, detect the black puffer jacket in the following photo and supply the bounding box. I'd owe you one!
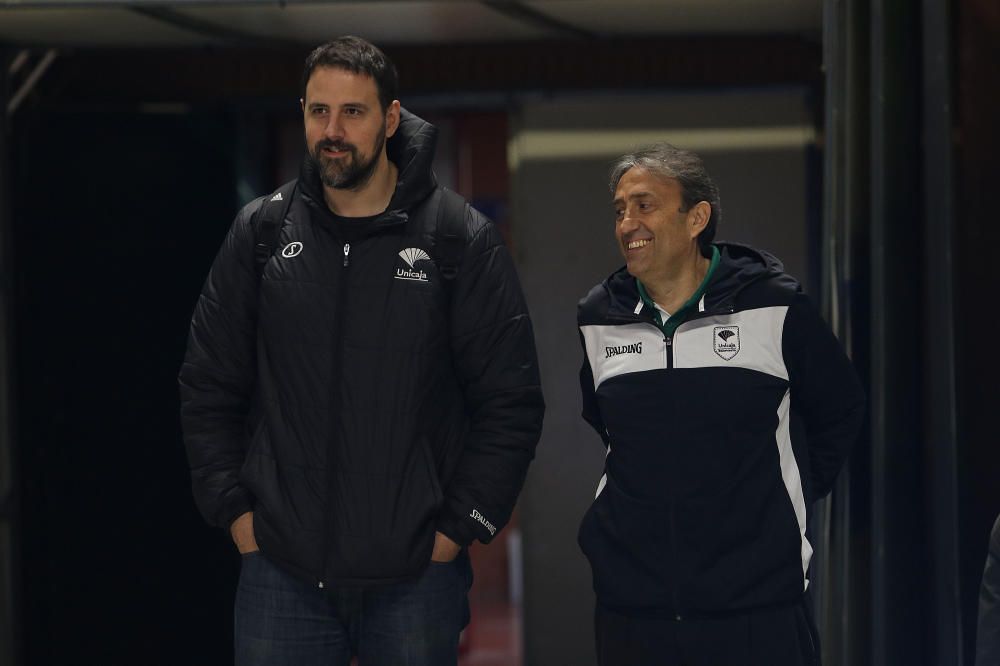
[180,110,544,586]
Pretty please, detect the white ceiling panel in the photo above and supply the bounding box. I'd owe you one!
[526,0,822,35]
[0,8,226,46]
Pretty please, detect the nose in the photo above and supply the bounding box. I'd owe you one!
[618,208,639,234]
[324,114,345,140]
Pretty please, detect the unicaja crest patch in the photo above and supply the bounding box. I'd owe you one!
[395,247,432,282]
[714,326,740,360]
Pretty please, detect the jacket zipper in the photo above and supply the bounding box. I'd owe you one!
[613,303,734,618]
[606,297,737,619]
[319,241,352,590]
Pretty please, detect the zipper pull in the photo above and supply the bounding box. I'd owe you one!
[664,336,672,346]
[343,243,350,267]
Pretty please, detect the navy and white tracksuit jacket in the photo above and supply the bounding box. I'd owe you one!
[577,242,865,618]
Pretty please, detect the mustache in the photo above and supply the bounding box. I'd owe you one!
[315,138,356,154]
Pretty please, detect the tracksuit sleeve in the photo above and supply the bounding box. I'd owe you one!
[434,213,545,546]
[579,330,610,447]
[178,201,262,530]
[783,293,866,502]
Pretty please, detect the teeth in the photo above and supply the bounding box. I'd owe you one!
[627,239,650,249]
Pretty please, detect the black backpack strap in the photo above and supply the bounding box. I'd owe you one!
[434,188,468,281]
[252,179,297,281]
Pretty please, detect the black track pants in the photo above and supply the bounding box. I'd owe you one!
[595,599,821,666]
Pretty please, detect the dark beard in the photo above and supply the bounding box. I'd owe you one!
[311,122,387,191]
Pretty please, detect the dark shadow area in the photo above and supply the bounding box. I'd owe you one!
[12,110,240,664]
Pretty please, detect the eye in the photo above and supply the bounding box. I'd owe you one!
[344,107,363,117]
[312,107,328,116]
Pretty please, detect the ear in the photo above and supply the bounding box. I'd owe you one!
[687,201,712,239]
[385,100,401,138]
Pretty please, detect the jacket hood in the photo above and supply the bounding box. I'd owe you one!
[298,107,439,223]
[707,241,796,306]
[598,241,798,319]
[385,108,439,211]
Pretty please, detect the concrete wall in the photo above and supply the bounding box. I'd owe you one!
[512,89,815,665]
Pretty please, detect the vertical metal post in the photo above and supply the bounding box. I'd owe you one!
[820,1,869,663]
[921,0,963,663]
[0,46,20,666]
[817,1,843,658]
[826,0,964,662]
[870,0,927,664]
[869,1,889,655]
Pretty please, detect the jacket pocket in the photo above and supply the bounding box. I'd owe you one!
[577,475,675,610]
[327,436,442,580]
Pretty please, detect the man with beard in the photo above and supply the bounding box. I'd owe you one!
[180,36,544,665]
[576,144,864,665]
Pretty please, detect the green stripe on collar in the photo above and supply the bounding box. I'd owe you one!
[637,245,720,337]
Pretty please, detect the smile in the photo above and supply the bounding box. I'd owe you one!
[627,239,651,250]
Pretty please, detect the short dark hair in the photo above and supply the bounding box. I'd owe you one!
[301,36,398,111]
[609,143,722,257]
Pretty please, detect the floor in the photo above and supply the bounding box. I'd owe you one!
[460,601,522,666]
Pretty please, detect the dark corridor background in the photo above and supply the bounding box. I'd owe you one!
[12,111,239,663]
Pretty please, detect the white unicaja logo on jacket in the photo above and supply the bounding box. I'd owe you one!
[281,242,303,258]
[395,247,431,282]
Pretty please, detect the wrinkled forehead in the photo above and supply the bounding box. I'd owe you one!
[613,166,681,200]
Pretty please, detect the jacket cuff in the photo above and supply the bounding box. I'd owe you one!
[436,505,499,546]
[219,492,254,531]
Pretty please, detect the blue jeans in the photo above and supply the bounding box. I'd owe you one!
[235,550,473,666]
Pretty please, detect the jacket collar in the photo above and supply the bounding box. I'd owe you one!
[603,242,792,321]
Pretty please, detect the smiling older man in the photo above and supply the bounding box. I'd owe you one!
[576,143,865,666]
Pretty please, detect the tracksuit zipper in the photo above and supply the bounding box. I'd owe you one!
[609,303,738,619]
[319,241,352,590]
[665,327,679,617]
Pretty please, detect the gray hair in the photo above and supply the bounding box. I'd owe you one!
[609,143,721,256]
